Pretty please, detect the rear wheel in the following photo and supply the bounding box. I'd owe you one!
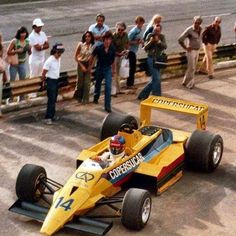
[121,188,151,230]
[100,113,138,140]
[16,164,47,202]
[185,130,223,172]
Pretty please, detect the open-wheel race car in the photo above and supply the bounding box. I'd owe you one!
[9,96,224,235]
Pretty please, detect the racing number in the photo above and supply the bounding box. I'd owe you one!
[55,197,74,211]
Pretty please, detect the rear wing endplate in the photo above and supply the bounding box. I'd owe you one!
[140,96,208,130]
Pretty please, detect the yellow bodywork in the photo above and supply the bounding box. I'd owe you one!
[140,96,208,130]
[40,96,209,235]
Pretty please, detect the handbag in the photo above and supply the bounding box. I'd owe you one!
[119,56,130,78]
[0,57,6,72]
[154,52,168,69]
[6,54,19,66]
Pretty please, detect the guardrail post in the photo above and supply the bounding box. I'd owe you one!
[2,82,12,99]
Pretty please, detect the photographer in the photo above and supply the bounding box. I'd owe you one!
[138,24,167,100]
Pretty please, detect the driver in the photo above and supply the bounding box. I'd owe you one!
[93,135,126,167]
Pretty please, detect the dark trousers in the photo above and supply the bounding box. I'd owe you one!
[94,66,112,110]
[74,62,91,103]
[45,78,59,119]
[127,51,137,86]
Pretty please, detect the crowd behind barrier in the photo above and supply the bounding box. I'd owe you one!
[2,43,236,100]
[2,15,236,117]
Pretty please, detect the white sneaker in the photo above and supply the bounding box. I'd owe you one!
[44,118,53,125]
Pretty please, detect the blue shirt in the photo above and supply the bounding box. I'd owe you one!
[128,26,143,54]
[92,44,116,68]
[88,23,110,46]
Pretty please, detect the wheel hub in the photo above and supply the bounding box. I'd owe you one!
[213,141,222,165]
[142,198,151,223]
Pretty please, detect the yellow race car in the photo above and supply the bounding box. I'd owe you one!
[9,96,223,235]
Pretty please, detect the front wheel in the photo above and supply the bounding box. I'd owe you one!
[121,188,152,230]
[15,164,47,202]
[185,130,223,172]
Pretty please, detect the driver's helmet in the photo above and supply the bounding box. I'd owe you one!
[109,135,126,159]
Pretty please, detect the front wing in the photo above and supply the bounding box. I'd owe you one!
[9,200,113,235]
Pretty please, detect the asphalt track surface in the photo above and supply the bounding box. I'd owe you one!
[1,0,236,71]
[0,1,236,235]
[0,66,236,236]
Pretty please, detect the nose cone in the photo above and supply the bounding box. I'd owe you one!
[40,188,90,235]
[40,204,75,235]
[40,165,103,235]
[40,219,61,235]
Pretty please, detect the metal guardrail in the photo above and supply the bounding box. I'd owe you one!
[2,44,236,100]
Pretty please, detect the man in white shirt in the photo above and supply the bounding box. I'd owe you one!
[42,43,64,125]
[29,18,49,78]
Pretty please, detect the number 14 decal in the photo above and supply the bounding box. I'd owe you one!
[55,197,74,211]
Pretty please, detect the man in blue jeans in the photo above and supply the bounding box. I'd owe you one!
[42,43,65,125]
[90,31,115,113]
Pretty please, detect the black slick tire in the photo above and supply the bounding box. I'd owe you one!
[100,113,138,140]
[15,164,47,202]
[185,130,223,172]
[121,188,152,230]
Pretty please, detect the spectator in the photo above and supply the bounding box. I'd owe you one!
[89,13,109,46]
[90,31,116,113]
[127,16,145,89]
[112,22,129,96]
[29,18,49,78]
[143,14,162,41]
[0,33,7,117]
[198,16,222,79]
[74,31,95,104]
[138,24,167,100]
[42,43,65,125]
[178,16,203,89]
[7,26,31,84]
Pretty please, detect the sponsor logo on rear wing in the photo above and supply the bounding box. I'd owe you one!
[140,96,208,130]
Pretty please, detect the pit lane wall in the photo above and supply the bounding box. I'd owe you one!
[2,44,236,100]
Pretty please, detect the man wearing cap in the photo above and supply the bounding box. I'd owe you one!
[29,18,49,78]
[42,43,65,125]
[178,16,203,89]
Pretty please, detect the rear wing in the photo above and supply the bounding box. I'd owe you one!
[140,96,208,130]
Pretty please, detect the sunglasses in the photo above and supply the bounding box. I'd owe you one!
[118,28,125,32]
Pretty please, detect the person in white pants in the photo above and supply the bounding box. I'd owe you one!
[178,16,203,89]
[29,18,49,78]
[28,18,49,98]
